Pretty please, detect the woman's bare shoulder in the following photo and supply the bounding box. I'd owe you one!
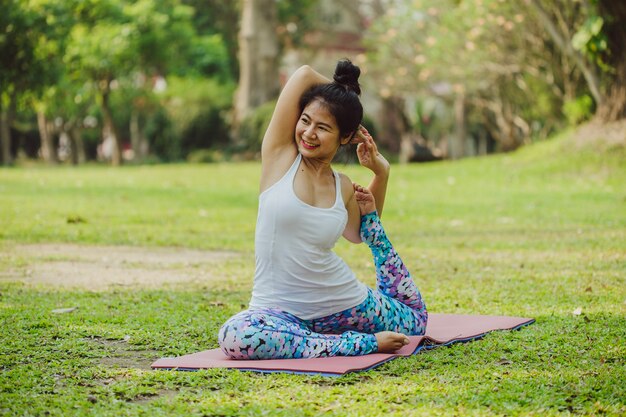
[337,172,355,205]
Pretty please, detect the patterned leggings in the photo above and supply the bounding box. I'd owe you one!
[218,212,427,359]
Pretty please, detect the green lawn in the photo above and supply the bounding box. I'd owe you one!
[1,132,625,416]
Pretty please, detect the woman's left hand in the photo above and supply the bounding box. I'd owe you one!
[352,126,390,177]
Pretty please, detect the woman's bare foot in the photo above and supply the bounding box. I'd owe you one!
[353,183,376,216]
[375,331,410,353]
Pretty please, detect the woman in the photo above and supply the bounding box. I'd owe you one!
[218,60,427,359]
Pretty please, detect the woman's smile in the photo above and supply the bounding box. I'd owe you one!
[300,139,320,149]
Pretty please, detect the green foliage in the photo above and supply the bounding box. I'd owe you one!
[0,0,70,94]
[361,113,378,141]
[144,107,180,161]
[64,0,198,83]
[276,0,318,47]
[159,76,235,157]
[563,95,595,125]
[184,34,232,80]
[237,100,276,153]
[0,131,625,415]
[181,0,320,79]
[123,0,196,74]
[80,122,101,159]
[1,0,240,165]
[572,15,610,72]
[364,0,606,149]
[413,97,453,145]
[65,22,134,82]
[180,107,231,156]
[39,72,98,121]
[181,0,241,78]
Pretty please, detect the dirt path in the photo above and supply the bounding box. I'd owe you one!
[0,243,239,290]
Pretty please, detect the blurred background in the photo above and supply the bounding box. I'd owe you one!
[1,0,624,166]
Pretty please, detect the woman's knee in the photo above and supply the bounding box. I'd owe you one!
[218,309,292,359]
[218,311,254,359]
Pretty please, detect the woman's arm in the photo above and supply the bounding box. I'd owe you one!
[355,128,390,217]
[259,66,329,192]
[367,169,389,217]
[341,174,363,244]
[262,65,329,155]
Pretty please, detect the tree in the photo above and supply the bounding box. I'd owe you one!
[595,1,626,121]
[36,74,99,165]
[364,0,603,157]
[64,0,197,165]
[0,0,69,165]
[527,0,626,122]
[182,0,240,79]
[234,0,281,128]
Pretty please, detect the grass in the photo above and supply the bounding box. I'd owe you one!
[1,130,625,416]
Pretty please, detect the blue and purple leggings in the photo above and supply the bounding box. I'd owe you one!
[218,211,427,359]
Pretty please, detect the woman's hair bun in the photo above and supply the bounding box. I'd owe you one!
[332,59,361,95]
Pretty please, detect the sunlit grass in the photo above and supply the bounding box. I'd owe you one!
[0,132,624,416]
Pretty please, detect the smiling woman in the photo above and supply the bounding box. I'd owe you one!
[297,101,340,153]
[217,60,428,359]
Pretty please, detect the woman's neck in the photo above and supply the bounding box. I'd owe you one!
[301,155,334,179]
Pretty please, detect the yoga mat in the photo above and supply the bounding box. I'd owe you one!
[151,313,534,376]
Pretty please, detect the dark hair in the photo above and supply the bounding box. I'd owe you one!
[299,59,363,139]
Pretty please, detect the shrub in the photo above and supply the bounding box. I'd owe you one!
[181,107,231,156]
[237,100,276,153]
[145,108,180,161]
[159,76,235,157]
[563,94,594,125]
[186,148,226,163]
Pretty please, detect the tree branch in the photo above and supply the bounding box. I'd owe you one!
[527,0,603,105]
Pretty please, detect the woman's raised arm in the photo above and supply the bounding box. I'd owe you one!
[259,66,329,192]
[261,66,329,159]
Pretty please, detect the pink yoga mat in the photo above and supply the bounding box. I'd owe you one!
[151,313,534,376]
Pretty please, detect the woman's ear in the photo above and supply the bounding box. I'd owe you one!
[340,132,354,146]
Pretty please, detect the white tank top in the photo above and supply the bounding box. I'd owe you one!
[249,153,368,319]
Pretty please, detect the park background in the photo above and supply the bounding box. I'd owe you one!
[1,0,625,416]
[2,0,625,165]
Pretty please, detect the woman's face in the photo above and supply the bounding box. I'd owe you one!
[295,100,350,160]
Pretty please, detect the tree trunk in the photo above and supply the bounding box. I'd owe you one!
[130,109,149,161]
[474,97,520,152]
[130,109,140,162]
[496,102,518,152]
[101,88,123,166]
[37,111,58,164]
[379,96,409,155]
[68,125,86,165]
[449,93,466,159]
[0,99,13,166]
[399,134,413,164]
[477,127,488,156]
[596,0,626,121]
[597,61,626,122]
[234,0,280,129]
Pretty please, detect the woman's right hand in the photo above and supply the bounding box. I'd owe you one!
[353,183,377,216]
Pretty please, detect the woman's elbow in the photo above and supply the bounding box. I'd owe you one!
[296,65,313,74]
[294,65,319,83]
[344,231,363,244]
